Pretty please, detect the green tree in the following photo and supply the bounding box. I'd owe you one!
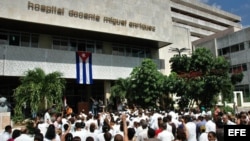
[13,68,66,120]
[110,77,131,108]
[169,48,234,108]
[129,59,166,108]
[110,59,168,109]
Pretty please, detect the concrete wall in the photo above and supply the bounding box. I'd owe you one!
[0,0,173,44]
[159,26,191,75]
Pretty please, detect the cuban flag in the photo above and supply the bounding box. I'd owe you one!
[76,51,93,84]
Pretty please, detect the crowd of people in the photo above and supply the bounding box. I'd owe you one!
[0,103,250,141]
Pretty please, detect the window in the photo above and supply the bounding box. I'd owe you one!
[31,34,38,48]
[86,41,95,53]
[125,48,132,56]
[0,31,8,45]
[239,43,244,50]
[52,37,69,50]
[78,40,86,51]
[230,63,248,73]
[242,63,247,71]
[9,33,20,46]
[96,42,103,54]
[145,50,151,58]
[60,38,68,50]
[222,47,230,55]
[230,44,239,53]
[21,33,30,47]
[69,39,77,51]
[53,40,60,50]
[218,49,222,56]
[112,46,125,56]
[132,48,144,57]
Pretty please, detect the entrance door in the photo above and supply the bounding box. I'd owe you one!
[234,91,243,107]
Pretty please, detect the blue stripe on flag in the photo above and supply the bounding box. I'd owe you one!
[76,52,80,83]
[89,54,93,84]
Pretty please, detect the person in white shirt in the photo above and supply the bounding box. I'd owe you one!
[204,115,216,133]
[96,125,111,141]
[84,122,99,141]
[198,126,208,141]
[149,111,162,130]
[15,127,33,141]
[44,108,52,125]
[184,115,197,141]
[72,122,86,141]
[157,122,175,141]
[222,114,236,125]
[85,114,98,131]
[44,124,60,141]
[137,120,149,141]
[0,125,12,141]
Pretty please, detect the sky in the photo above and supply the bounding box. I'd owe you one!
[198,0,250,27]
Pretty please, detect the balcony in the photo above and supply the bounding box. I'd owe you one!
[0,45,164,80]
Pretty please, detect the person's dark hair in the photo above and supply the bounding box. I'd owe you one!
[75,122,82,129]
[208,131,217,139]
[184,115,192,122]
[163,116,168,123]
[104,132,112,141]
[34,132,44,141]
[119,120,129,132]
[166,115,172,121]
[5,125,11,132]
[85,136,94,141]
[215,116,224,128]
[81,122,85,128]
[114,134,123,141]
[12,129,21,139]
[45,124,56,140]
[128,127,135,140]
[147,128,155,138]
[64,124,69,131]
[90,123,96,132]
[102,125,110,133]
[65,133,73,141]
[34,128,41,134]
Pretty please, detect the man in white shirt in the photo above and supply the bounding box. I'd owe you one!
[157,122,175,141]
[72,122,86,141]
[137,120,149,141]
[0,125,12,141]
[222,114,236,125]
[44,108,52,125]
[184,115,197,141]
[84,122,99,141]
[205,115,216,133]
[15,127,33,141]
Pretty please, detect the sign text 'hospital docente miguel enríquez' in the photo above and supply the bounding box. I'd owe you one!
[27,1,156,32]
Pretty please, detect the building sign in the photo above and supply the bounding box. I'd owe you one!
[27,1,156,32]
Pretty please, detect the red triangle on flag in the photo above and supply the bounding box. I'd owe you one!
[77,52,91,62]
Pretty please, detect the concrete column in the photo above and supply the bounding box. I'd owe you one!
[104,80,111,108]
